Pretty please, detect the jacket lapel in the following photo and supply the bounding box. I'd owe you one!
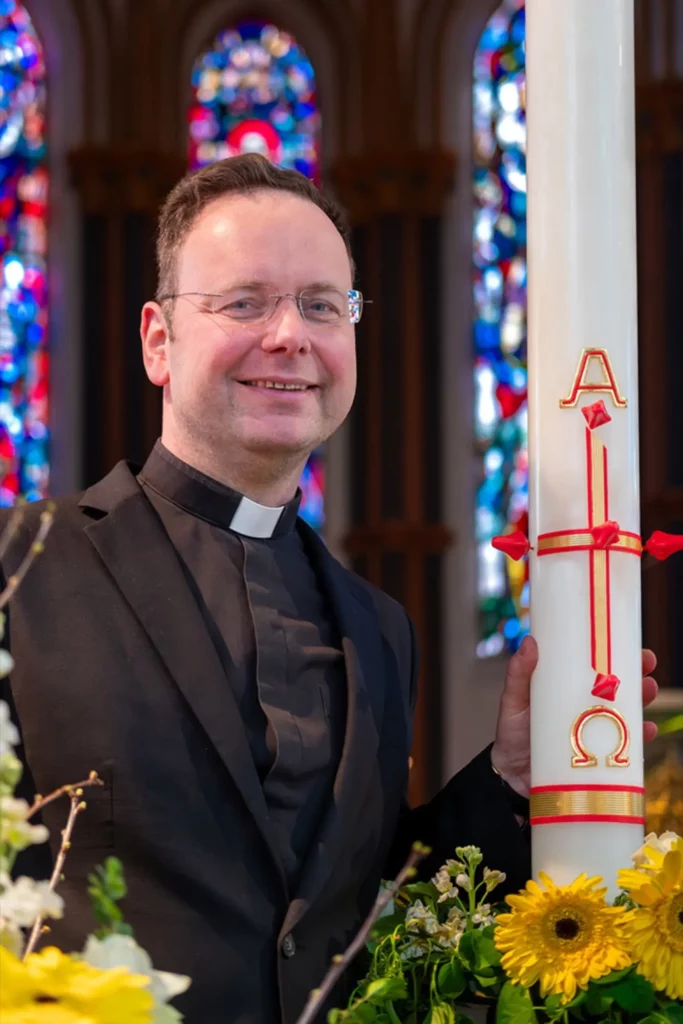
[280,522,385,936]
[79,463,286,886]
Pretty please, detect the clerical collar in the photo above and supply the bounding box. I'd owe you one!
[138,441,302,539]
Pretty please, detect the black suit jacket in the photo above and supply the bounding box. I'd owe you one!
[1,463,529,1023]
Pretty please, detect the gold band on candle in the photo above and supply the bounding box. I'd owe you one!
[530,785,644,824]
[537,532,642,555]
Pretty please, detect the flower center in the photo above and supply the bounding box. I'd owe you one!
[667,893,683,951]
[555,917,581,940]
[35,995,59,1003]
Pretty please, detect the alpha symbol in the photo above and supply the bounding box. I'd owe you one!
[560,349,627,409]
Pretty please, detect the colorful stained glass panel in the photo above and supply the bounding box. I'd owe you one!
[0,0,48,505]
[188,21,324,528]
[473,0,528,656]
[188,21,320,183]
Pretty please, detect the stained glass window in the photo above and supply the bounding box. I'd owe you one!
[473,0,528,656]
[188,21,324,529]
[0,1,48,505]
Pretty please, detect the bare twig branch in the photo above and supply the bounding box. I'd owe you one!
[0,507,54,613]
[0,503,26,562]
[23,792,87,959]
[295,843,429,1024]
[25,773,102,821]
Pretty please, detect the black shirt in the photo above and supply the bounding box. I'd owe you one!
[138,441,347,889]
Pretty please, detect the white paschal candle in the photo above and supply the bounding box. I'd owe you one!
[526,0,644,895]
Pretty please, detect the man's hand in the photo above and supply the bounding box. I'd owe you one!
[490,636,659,799]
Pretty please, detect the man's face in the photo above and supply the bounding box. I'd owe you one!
[145,191,357,466]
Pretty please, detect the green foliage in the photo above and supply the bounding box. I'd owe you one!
[328,844,683,1024]
[87,857,134,938]
[496,981,537,1024]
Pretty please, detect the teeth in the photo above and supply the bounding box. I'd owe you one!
[247,380,308,391]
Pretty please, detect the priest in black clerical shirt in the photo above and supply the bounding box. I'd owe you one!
[0,155,659,1024]
[139,439,348,890]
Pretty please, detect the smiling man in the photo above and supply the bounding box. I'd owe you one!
[1,155,659,1024]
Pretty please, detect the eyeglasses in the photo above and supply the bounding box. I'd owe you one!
[158,288,369,325]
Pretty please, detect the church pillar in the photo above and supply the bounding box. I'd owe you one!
[69,149,183,483]
[636,82,683,687]
[331,151,456,804]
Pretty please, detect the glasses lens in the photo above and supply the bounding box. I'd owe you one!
[208,290,273,322]
[348,289,363,324]
[299,290,345,324]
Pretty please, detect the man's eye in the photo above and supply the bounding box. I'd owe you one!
[215,298,264,316]
[306,299,340,317]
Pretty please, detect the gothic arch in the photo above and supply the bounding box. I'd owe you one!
[155,0,361,166]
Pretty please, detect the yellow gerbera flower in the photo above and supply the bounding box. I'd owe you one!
[0,945,154,1023]
[618,837,683,1000]
[494,872,632,1003]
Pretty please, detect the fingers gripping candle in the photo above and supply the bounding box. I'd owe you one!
[526,0,644,894]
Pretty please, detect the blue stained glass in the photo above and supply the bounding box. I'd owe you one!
[473,0,528,657]
[188,21,320,184]
[188,21,324,530]
[0,1,48,507]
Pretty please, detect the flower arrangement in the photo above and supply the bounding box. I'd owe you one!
[315,838,683,1024]
[0,508,190,1023]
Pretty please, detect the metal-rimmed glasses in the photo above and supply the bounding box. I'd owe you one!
[157,288,369,325]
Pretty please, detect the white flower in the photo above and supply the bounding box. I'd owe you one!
[83,933,191,1019]
[483,867,506,892]
[0,797,48,850]
[405,899,439,936]
[0,650,13,681]
[399,937,431,960]
[631,831,679,868]
[456,873,471,892]
[0,876,64,928]
[435,907,466,950]
[472,902,495,927]
[432,867,459,902]
[0,919,23,956]
[0,701,18,757]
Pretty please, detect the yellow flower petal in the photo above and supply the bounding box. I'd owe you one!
[0,946,154,1023]
[494,873,633,1005]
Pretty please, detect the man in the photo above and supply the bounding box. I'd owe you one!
[1,154,658,1023]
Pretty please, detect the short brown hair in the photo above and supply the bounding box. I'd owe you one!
[156,153,353,302]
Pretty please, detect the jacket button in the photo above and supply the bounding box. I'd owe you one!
[281,934,296,958]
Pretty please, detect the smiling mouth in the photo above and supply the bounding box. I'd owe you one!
[239,380,315,391]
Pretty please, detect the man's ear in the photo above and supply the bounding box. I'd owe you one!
[141,302,171,387]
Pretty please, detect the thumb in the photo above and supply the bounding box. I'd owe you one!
[502,634,538,711]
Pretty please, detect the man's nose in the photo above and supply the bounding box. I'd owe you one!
[261,299,312,357]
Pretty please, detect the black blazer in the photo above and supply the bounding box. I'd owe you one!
[2,463,529,1023]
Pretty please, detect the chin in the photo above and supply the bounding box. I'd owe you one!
[242,430,318,456]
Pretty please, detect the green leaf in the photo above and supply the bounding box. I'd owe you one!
[583,987,613,1016]
[423,1007,455,1024]
[473,972,499,988]
[604,972,656,1013]
[401,882,439,904]
[371,913,405,938]
[458,932,476,970]
[437,961,466,999]
[366,978,408,1004]
[496,981,537,1024]
[347,1006,379,1024]
[471,931,502,969]
[663,1006,683,1024]
[593,966,634,986]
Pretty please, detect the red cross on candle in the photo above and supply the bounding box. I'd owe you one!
[493,398,683,703]
[494,400,642,702]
